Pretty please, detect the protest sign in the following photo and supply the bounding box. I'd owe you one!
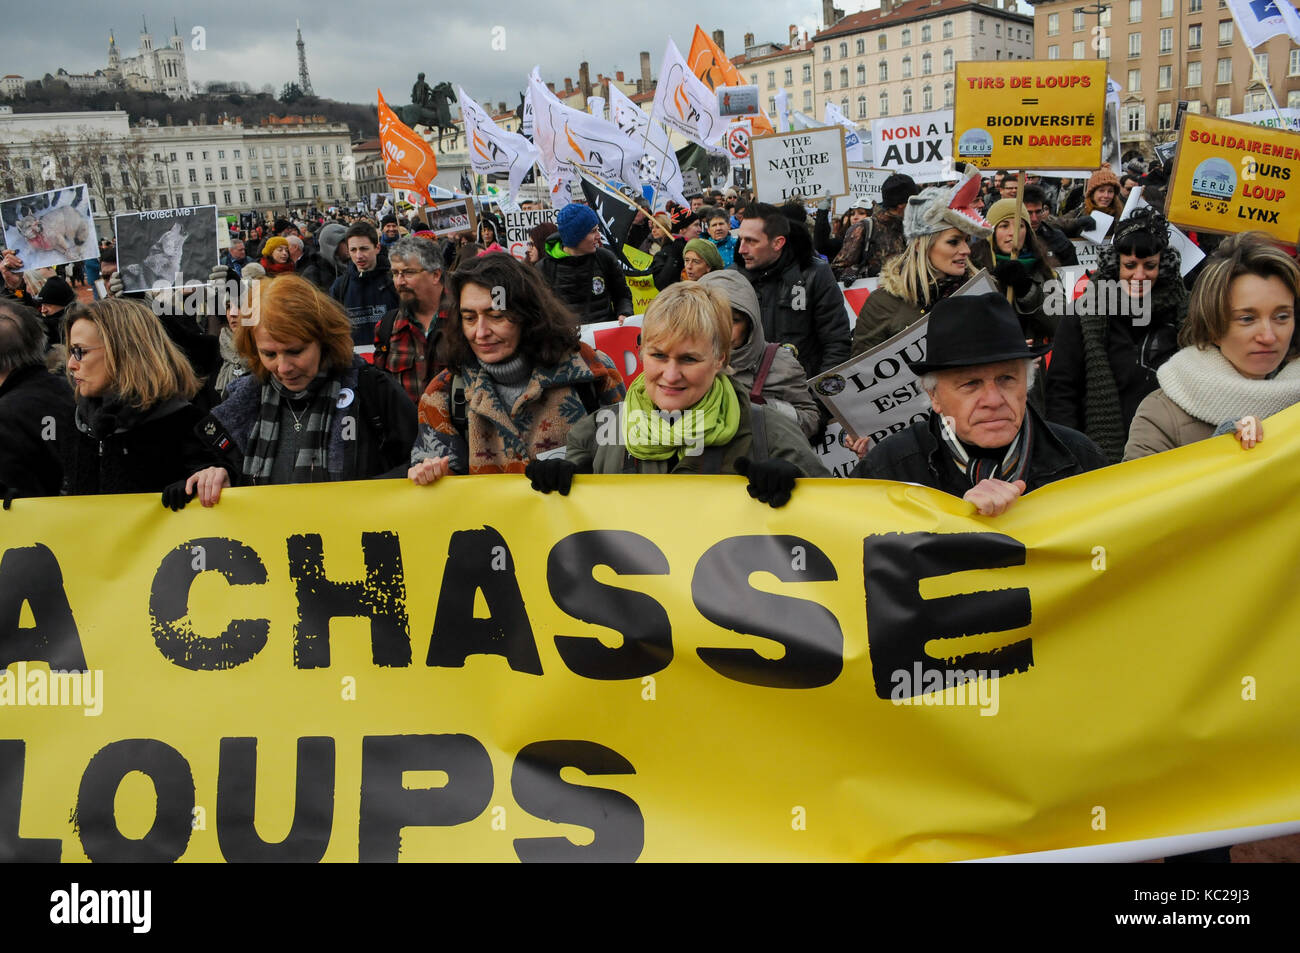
[809,270,998,448]
[1229,107,1300,133]
[953,60,1107,171]
[871,109,953,183]
[1071,240,1104,271]
[725,122,752,161]
[834,165,891,215]
[426,199,477,238]
[578,315,645,388]
[622,245,659,314]
[1165,112,1300,244]
[0,185,97,271]
[114,205,218,294]
[750,126,849,203]
[717,86,760,118]
[8,411,1300,862]
[502,207,557,260]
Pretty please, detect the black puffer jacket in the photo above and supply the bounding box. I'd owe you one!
[537,236,633,323]
[0,364,74,497]
[59,396,216,496]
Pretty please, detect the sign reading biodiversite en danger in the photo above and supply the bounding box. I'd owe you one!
[1165,112,1300,245]
[953,60,1106,171]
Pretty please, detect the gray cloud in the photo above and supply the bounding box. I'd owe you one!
[7,2,881,110]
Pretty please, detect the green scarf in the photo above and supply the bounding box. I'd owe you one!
[623,374,740,461]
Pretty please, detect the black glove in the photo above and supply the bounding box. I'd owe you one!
[161,479,194,511]
[525,458,578,496]
[992,260,1033,298]
[1078,215,1097,230]
[0,482,14,511]
[735,456,800,508]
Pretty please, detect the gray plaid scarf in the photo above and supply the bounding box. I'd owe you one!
[937,412,1034,488]
[242,373,341,484]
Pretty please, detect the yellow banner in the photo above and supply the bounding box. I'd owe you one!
[1165,113,1300,244]
[953,60,1106,171]
[4,407,1300,862]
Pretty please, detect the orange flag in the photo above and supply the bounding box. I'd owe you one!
[687,25,775,136]
[377,89,438,197]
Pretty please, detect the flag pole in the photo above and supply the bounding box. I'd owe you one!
[1246,45,1287,126]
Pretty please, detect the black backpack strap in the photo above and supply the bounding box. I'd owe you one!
[698,445,725,474]
[749,404,770,464]
[622,449,639,474]
[750,343,780,405]
[373,309,398,362]
[450,373,469,440]
[577,380,601,415]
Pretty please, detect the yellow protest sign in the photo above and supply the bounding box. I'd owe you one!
[953,60,1107,170]
[622,243,659,313]
[1165,112,1300,244]
[5,407,1300,861]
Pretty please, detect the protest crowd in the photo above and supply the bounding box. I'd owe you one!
[3,36,1300,865]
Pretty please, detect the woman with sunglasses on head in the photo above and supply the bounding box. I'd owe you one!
[58,298,217,497]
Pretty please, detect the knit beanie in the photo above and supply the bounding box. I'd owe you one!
[1086,166,1120,200]
[683,238,724,272]
[261,236,289,259]
[985,198,1031,232]
[557,203,600,248]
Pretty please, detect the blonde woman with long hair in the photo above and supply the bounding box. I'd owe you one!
[851,167,992,357]
[59,297,215,497]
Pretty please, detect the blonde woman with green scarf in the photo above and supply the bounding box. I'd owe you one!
[523,283,824,505]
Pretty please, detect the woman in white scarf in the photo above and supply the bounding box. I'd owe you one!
[1125,232,1300,460]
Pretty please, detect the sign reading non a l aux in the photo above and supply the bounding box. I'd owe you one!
[953,60,1106,171]
[1165,112,1300,244]
[870,108,953,183]
[750,125,849,203]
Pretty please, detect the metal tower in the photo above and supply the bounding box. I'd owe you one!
[295,20,314,96]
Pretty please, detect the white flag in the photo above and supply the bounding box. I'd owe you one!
[824,102,865,162]
[529,69,644,208]
[587,96,606,119]
[608,84,688,209]
[652,38,725,146]
[1225,0,1300,48]
[774,89,791,132]
[457,86,540,206]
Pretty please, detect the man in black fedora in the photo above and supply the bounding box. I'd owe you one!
[852,293,1107,516]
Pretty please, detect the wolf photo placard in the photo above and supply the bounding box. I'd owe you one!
[114,205,219,293]
[0,184,98,271]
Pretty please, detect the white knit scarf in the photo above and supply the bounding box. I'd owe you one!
[1156,346,1300,425]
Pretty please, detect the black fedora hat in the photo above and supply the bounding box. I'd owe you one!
[907,292,1051,374]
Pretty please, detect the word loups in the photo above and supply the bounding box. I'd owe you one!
[0,528,1035,862]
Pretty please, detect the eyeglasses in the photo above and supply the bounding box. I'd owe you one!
[390,269,426,280]
[68,345,103,361]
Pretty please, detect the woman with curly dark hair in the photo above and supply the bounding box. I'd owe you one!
[1046,207,1190,463]
[408,252,626,478]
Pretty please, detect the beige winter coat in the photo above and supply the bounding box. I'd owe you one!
[1122,389,1214,461]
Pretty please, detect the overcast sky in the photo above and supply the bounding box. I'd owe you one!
[4,1,1001,110]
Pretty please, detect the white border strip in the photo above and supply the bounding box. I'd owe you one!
[967,819,1300,862]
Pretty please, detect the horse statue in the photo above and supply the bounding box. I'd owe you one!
[395,78,460,153]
